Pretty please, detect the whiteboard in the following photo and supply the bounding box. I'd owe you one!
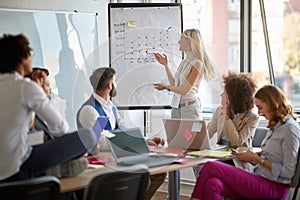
[0,9,99,131]
[109,3,183,108]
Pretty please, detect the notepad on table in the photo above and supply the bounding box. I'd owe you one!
[187,150,233,158]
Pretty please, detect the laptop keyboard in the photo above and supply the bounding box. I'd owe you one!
[118,156,177,167]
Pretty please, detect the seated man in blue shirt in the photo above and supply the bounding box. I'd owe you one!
[77,67,166,200]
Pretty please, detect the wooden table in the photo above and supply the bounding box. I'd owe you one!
[60,148,262,199]
[59,155,217,197]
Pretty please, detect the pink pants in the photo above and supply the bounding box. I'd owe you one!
[191,161,290,200]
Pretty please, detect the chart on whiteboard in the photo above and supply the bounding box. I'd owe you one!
[112,24,178,64]
[109,5,182,107]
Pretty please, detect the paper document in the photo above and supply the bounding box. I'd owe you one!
[187,150,233,158]
[88,164,105,169]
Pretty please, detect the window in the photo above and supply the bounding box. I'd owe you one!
[181,0,241,109]
[251,0,300,108]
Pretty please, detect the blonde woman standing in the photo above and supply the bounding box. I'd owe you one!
[154,29,218,199]
[154,28,218,120]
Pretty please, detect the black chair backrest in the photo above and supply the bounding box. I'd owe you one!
[290,123,300,200]
[291,147,300,200]
[0,176,60,200]
[84,164,149,200]
[252,127,268,147]
[292,149,300,187]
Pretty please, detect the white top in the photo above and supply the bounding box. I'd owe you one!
[172,52,203,107]
[0,72,69,180]
[78,93,125,130]
[77,93,126,151]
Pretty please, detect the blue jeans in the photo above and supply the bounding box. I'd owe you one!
[1,128,96,182]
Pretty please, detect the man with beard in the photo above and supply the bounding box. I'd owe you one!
[77,67,166,200]
[77,67,123,139]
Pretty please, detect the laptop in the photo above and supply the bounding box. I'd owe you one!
[163,118,212,150]
[106,128,179,167]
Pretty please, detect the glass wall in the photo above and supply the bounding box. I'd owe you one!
[181,0,240,109]
[251,0,300,109]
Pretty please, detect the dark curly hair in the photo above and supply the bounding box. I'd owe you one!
[254,85,296,130]
[0,34,32,73]
[224,72,257,114]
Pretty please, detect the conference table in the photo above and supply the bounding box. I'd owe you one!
[59,152,218,200]
[59,148,261,200]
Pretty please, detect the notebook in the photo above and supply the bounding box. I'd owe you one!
[187,149,233,158]
[163,118,211,150]
[105,128,179,167]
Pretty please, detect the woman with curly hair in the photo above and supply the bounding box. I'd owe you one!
[222,72,259,149]
[204,72,259,171]
[191,85,300,200]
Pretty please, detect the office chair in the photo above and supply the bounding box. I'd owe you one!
[291,147,300,200]
[252,127,268,147]
[0,176,60,200]
[83,164,149,200]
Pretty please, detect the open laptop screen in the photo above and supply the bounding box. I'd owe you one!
[107,128,150,158]
[163,118,211,150]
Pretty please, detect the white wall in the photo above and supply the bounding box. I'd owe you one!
[0,0,110,65]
